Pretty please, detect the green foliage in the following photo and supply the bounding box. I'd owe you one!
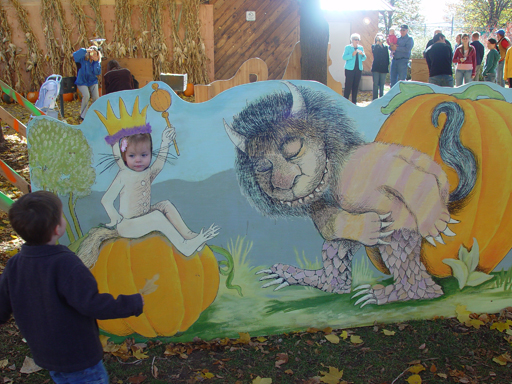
[294,248,321,270]
[442,239,494,289]
[351,255,381,288]
[492,265,512,291]
[28,119,95,197]
[380,0,425,35]
[451,0,512,31]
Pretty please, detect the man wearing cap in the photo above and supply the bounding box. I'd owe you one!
[389,24,414,88]
[496,29,510,86]
[424,33,454,87]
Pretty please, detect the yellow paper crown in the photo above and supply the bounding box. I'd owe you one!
[95,97,149,140]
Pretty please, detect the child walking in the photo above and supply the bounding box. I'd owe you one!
[98,98,219,257]
[0,191,144,384]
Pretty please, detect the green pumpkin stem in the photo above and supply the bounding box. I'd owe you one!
[209,245,243,297]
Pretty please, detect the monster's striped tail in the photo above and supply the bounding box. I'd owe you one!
[431,101,477,204]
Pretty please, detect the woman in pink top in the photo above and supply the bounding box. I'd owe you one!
[453,33,476,86]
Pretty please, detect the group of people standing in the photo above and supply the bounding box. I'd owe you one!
[343,26,511,104]
[424,29,511,88]
[343,24,414,103]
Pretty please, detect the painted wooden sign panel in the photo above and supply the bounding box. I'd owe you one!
[26,80,512,342]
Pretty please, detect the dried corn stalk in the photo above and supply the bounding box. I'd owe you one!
[112,0,134,58]
[88,0,107,54]
[0,3,23,91]
[52,0,76,77]
[149,0,170,79]
[70,0,90,52]
[9,0,46,91]
[41,0,62,74]
[136,0,152,59]
[170,0,209,84]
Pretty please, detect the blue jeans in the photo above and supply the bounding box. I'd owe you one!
[428,75,454,87]
[455,69,472,86]
[372,72,387,99]
[390,58,408,88]
[483,73,496,83]
[497,61,505,87]
[50,360,109,384]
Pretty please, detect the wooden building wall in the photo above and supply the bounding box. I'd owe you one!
[212,0,300,81]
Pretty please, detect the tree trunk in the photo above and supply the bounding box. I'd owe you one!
[299,0,329,84]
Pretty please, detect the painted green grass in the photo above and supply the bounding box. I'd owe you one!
[101,236,512,344]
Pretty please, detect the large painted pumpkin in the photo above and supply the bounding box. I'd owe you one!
[90,233,220,337]
[371,91,512,277]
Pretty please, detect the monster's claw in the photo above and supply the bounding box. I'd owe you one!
[377,239,390,245]
[360,299,377,308]
[351,289,371,298]
[425,236,436,247]
[379,212,392,220]
[381,221,393,229]
[379,230,394,238]
[442,227,456,237]
[353,284,371,291]
[256,269,272,275]
[434,235,445,245]
[354,293,376,306]
[259,273,279,281]
[274,281,290,291]
[262,278,284,288]
[448,218,460,224]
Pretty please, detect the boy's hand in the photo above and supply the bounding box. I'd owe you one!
[140,294,145,307]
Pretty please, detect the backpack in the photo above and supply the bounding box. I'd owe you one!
[35,75,62,116]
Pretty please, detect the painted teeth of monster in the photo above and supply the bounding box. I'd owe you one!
[309,194,314,198]
[298,198,303,204]
[315,188,320,192]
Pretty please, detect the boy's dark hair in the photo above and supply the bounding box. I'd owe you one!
[8,191,62,245]
[488,38,497,45]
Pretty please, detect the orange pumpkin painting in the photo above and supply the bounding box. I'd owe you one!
[90,233,220,337]
[373,94,512,277]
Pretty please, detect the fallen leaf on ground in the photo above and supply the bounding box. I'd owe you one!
[350,335,363,344]
[469,319,485,329]
[323,327,333,334]
[319,366,344,384]
[133,349,149,360]
[406,374,422,384]
[339,331,348,340]
[284,369,294,375]
[409,364,425,374]
[0,360,8,369]
[382,329,395,336]
[430,364,437,373]
[127,374,146,383]
[236,332,251,344]
[275,353,289,368]
[19,357,42,374]
[437,373,448,378]
[252,376,272,384]
[256,336,267,342]
[325,334,340,344]
[99,334,110,348]
[492,352,512,365]
[490,320,512,332]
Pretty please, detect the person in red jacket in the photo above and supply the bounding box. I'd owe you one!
[496,29,511,87]
[452,33,476,86]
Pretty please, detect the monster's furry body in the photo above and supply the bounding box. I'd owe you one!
[225,83,475,305]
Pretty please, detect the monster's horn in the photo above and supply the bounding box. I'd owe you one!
[223,119,246,153]
[283,81,306,117]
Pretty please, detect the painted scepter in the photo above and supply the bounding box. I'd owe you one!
[150,83,180,156]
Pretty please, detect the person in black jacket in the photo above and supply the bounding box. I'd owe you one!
[0,191,144,384]
[470,32,485,80]
[424,33,454,87]
[371,33,389,99]
[104,60,135,94]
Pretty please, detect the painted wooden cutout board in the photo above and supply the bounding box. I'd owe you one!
[26,80,512,342]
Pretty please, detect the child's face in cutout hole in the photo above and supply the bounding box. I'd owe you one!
[125,141,152,171]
